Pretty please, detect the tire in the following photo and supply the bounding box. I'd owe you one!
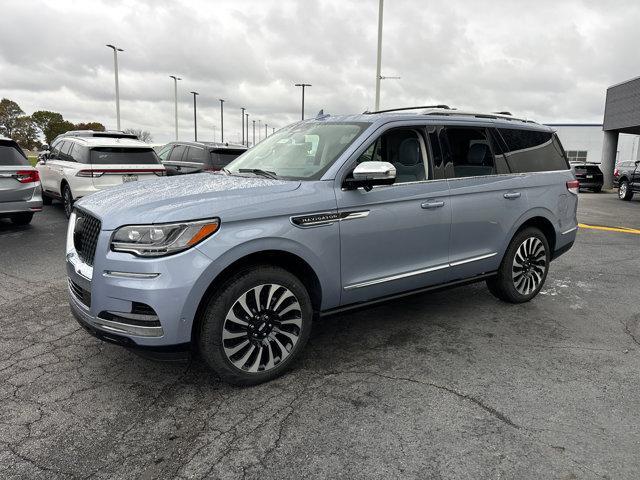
[591,186,602,193]
[618,180,633,201]
[42,192,52,206]
[486,227,550,304]
[198,265,313,386]
[62,183,74,218]
[10,213,33,226]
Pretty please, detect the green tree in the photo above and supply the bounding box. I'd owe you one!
[13,116,40,150]
[31,111,75,144]
[0,98,25,137]
[74,122,105,131]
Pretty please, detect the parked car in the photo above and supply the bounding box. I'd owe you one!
[158,141,247,175]
[0,136,42,225]
[570,161,603,192]
[37,131,165,218]
[66,108,578,385]
[613,160,639,200]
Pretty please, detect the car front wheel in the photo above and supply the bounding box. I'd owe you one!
[198,266,313,385]
[618,180,633,201]
[487,227,550,303]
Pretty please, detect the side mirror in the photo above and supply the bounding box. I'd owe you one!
[41,144,49,151]
[635,160,640,166]
[343,161,396,191]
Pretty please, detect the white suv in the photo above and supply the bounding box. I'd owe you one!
[37,132,166,217]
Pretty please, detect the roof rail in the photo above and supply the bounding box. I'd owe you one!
[363,105,451,114]
[423,110,536,124]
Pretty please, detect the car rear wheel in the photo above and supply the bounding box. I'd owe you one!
[618,180,633,201]
[487,227,550,303]
[10,213,33,226]
[198,265,313,385]
[62,184,74,218]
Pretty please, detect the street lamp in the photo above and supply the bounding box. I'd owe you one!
[245,113,250,146]
[294,83,312,120]
[272,127,275,135]
[265,123,268,138]
[258,119,262,141]
[374,0,384,111]
[106,44,124,130]
[219,99,225,142]
[241,107,246,146]
[169,75,181,140]
[190,91,199,141]
[252,120,256,146]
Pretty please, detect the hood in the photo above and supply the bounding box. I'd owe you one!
[76,173,301,229]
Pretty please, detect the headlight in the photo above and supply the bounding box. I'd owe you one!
[111,218,220,257]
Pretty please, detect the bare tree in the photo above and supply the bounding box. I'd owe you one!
[123,128,153,143]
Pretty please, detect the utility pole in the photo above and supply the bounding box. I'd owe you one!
[169,75,181,140]
[219,99,225,142]
[190,91,199,141]
[294,83,312,120]
[106,44,123,129]
[245,113,249,146]
[252,120,256,146]
[241,107,246,146]
[374,0,384,111]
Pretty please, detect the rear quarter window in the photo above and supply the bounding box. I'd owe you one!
[0,143,28,166]
[498,128,569,173]
[89,147,160,165]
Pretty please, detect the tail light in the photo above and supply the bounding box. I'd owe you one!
[14,170,40,183]
[153,170,166,176]
[614,168,619,177]
[566,179,579,195]
[76,170,104,177]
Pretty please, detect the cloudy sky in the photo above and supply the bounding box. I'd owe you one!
[1,0,639,143]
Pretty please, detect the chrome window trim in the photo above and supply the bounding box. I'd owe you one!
[344,252,498,290]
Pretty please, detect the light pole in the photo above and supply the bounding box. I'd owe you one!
[258,119,262,141]
[241,107,246,146]
[212,124,216,142]
[169,75,181,140]
[106,44,123,130]
[272,127,275,135]
[190,91,199,141]
[245,113,250,146]
[294,83,312,120]
[252,120,256,146]
[374,0,384,111]
[219,99,225,142]
[265,123,268,138]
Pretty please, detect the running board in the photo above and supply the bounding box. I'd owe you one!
[320,272,497,318]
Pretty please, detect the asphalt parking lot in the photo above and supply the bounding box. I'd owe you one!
[1,192,639,480]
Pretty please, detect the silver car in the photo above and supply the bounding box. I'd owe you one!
[66,107,578,385]
[0,136,42,225]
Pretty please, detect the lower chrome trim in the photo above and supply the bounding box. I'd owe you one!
[93,317,164,338]
[344,252,498,290]
[449,252,497,267]
[561,226,578,235]
[104,271,160,279]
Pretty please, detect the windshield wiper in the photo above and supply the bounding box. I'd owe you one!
[238,168,278,179]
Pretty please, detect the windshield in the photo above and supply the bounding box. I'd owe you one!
[226,122,369,179]
[0,143,28,166]
[90,147,160,165]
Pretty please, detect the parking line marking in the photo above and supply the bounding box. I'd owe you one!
[578,223,640,235]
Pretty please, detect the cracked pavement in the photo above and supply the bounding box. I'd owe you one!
[1,194,639,479]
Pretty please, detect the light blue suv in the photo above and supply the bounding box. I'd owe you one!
[67,107,578,384]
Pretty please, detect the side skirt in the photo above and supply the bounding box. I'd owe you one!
[320,272,497,318]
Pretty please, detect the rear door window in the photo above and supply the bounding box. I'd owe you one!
[498,128,569,172]
[157,145,173,162]
[89,147,160,165]
[60,141,75,162]
[186,146,207,164]
[0,143,28,166]
[441,127,497,178]
[167,145,187,163]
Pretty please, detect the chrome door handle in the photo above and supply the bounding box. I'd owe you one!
[503,192,521,199]
[421,200,445,209]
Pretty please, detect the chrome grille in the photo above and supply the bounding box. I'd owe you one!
[73,210,101,266]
